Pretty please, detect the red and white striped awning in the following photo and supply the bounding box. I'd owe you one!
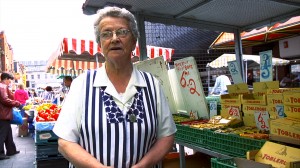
[47,38,175,72]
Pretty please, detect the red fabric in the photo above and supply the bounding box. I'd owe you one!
[14,89,29,104]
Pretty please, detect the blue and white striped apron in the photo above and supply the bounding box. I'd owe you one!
[70,70,161,168]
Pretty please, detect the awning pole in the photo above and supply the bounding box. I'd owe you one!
[234,29,245,82]
[95,54,99,69]
[276,66,278,81]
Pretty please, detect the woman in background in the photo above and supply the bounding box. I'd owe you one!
[14,83,29,117]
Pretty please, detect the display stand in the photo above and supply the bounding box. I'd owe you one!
[176,140,231,168]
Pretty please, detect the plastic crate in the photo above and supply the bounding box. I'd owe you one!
[204,131,266,157]
[175,124,207,146]
[211,158,237,168]
[35,144,62,160]
[35,157,69,168]
[35,130,58,145]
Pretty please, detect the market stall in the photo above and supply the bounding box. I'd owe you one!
[206,53,290,87]
[46,37,175,77]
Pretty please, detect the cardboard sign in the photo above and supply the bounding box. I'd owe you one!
[209,101,217,119]
[174,57,209,118]
[228,60,244,84]
[275,104,285,118]
[228,106,241,120]
[134,57,176,113]
[227,83,249,94]
[259,50,273,82]
[254,111,270,131]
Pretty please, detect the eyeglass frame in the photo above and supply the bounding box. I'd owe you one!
[99,28,131,41]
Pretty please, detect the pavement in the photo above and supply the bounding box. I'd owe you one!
[0,125,35,168]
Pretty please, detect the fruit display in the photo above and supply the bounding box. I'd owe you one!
[23,104,34,111]
[213,126,269,140]
[172,114,193,123]
[35,103,61,122]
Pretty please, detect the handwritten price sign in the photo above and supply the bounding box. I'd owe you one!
[180,70,201,96]
[228,107,241,120]
[275,105,285,118]
[254,111,270,131]
[209,101,217,119]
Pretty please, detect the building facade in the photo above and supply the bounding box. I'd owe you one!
[0,31,14,73]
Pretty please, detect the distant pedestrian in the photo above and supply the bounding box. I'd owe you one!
[14,83,29,117]
[210,73,231,95]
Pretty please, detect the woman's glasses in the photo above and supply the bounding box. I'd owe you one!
[100,29,131,40]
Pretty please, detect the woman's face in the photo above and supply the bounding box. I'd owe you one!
[98,17,136,64]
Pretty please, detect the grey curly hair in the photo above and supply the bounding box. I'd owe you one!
[94,6,140,44]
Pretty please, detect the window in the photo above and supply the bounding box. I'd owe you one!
[31,75,34,80]
[45,74,47,79]
[37,74,40,79]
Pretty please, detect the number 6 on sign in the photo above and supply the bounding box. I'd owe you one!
[227,107,241,120]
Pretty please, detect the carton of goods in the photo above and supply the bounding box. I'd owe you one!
[220,103,241,118]
[242,93,267,105]
[227,83,250,94]
[243,104,268,114]
[220,93,241,104]
[253,81,279,95]
[211,157,272,168]
[267,94,283,105]
[267,105,283,119]
[267,88,300,94]
[255,141,300,168]
[283,92,300,106]
[269,117,300,145]
[243,113,256,127]
[284,105,300,119]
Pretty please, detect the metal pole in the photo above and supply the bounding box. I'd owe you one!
[135,13,147,61]
[234,29,245,82]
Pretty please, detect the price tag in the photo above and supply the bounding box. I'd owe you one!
[254,111,270,131]
[209,101,217,119]
[228,107,241,120]
[275,104,285,118]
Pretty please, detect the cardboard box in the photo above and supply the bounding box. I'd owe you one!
[267,94,283,105]
[267,88,300,94]
[243,114,256,127]
[242,93,267,105]
[283,92,300,106]
[243,104,268,114]
[220,93,241,104]
[227,83,250,94]
[269,118,300,143]
[255,141,300,168]
[284,105,300,119]
[18,118,28,137]
[253,81,279,95]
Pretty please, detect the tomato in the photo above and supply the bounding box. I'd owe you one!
[52,113,59,121]
[36,116,45,122]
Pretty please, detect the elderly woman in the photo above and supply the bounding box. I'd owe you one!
[53,6,176,168]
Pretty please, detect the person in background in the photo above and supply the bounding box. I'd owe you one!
[280,73,293,88]
[14,83,29,117]
[247,73,254,86]
[60,76,73,101]
[53,6,176,168]
[0,72,21,160]
[41,86,54,102]
[210,73,231,95]
[31,89,37,97]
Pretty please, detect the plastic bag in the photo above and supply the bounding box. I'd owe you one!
[11,108,24,125]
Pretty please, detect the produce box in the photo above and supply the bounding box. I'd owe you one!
[241,93,267,105]
[283,105,300,119]
[243,114,256,127]
[35,121,56,131]
[211,158,272,168]
[253,81,279,95]
[283,92,300,106]
[269,117,300,145]
[255,141,300,168]
[267,88,300,94]
[18,118,28,137]
[220,94,241,104]
[35,130,59,145]
[266,94,283,105]
[243,105,268,114]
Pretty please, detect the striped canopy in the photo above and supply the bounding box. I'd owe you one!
[207,54,290,68]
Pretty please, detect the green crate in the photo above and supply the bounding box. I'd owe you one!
[35,130,58,145]
[175,124,207,146]
[204,131,266,157]
[35,144,63,160]
[211,158,237,168]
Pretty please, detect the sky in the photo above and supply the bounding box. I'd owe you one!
[0,0,98,61]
